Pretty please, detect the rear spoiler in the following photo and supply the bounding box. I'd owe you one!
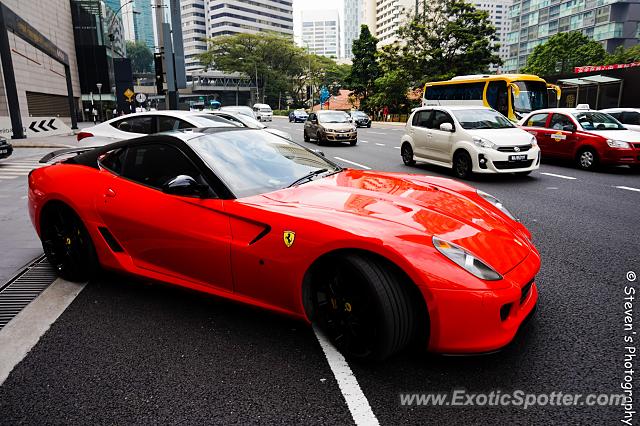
[39,147,97,163]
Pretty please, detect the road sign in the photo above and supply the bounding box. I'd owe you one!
[124,88,134,102]
[135,93,147,103]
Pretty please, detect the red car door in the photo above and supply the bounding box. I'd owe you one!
[546,113,579,159]
[96,143,233,291]
[522,112,551,154]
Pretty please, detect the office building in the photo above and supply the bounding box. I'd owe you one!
[181,0,208,73]
[207,0,294,38]
[344,0,363,59]
[470,0,513,71]
[375,0,415,47]
[504,0,640,72]
[301,9,341,58]
[120,0,156,49]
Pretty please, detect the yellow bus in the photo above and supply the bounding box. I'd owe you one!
[422,74,561,121]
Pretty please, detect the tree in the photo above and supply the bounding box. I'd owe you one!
[606,45,640,64]
[346,25,380,109]
[522,32,608,75]
[390,0,501,86]
[126,41,153,73]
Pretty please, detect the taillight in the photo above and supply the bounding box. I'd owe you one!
[77,131,93,141]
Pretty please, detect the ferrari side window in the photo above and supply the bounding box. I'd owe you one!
[121,144,207,192]
[99,148,127,175]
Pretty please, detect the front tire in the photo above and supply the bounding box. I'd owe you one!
[453,151,473,179]
[401,143,416,166]
[350,139,358,146]
[40,203,98,282]
[303,130,310,142]
[576,148,598,171]
[317,131,325,146]
[309,253,415,361]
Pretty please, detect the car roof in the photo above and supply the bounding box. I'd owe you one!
[523,108,605,115]
[101,110,217,123]
[415,105,495,112]
[600,108,640,112]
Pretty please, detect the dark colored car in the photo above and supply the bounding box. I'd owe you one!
[350,111,371,128]
[289,110,309,123]
[0,136,13,159]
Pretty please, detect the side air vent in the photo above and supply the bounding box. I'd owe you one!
[98,227,124,252]
[249,225,271,245]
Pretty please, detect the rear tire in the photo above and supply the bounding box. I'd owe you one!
[309,253,415,361]
[367,123,371,128]
[453,151,473,179]
[40,203,98,282]
[401,143,416,166]
[576,147,598,171]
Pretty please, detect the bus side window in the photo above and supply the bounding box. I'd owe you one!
[486,81,508,116]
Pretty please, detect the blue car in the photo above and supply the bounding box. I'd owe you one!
[289,109,309,123]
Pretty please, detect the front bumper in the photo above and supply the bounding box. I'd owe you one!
[424,252,539,353]
[355,119,370,127]
[325,132,357,142]
[0,142,13,159]
[600,147,640,166]
[472,146,541,173]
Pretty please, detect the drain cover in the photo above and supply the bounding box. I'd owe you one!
[0,255,58,330]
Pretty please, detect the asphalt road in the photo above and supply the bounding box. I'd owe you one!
[0,119,638,424]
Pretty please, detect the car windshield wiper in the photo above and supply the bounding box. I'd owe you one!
[287,168,329,188]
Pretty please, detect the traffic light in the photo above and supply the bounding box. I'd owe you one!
[154,52,164,95]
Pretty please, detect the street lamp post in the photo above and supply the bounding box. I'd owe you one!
[96,83,103,122]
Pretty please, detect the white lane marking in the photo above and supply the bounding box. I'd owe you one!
[540,172,577,180]
[369,131,386,135]
[314,326,380,426]
[0,167,38,171]
[0,172,27,176]
[546,187,559,190]
[360,140,369,143]
[375,143,385,146]
[0,278,86,385]
[615,185,640,192]
[394,146,401,149]
[0,176,17,180]
[333,157,371,170]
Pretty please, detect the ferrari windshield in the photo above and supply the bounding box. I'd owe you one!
[188,130,340,198]
[453,109,515,129]
[572,111,625,131]
[318,112,350,123]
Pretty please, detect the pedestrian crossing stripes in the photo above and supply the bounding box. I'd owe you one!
[0,158,45,180]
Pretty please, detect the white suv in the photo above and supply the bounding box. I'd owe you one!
[401,106,541,179]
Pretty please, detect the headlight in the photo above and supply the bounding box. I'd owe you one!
[433,237,502,281]
[606,139,630,148]
[477,190,518,221]
[530,135,538,146]
[472,136,497,150]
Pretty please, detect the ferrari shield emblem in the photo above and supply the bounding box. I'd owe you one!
[283,231,296,247]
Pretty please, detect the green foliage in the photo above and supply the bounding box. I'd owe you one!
[346,25,380,107]
[522,31,608,75]
[391,0,501,86]
[126,40,153,73]
[606,45,640,64]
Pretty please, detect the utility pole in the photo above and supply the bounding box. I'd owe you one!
[154,0,168,108]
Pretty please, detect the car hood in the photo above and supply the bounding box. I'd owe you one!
[582,129,640,141]
[320,123,355,131]
[262,170,531,274]
[466,128,534,146]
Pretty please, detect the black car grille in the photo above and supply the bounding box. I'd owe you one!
[632,143,640,149]
[497,144,532,152]
[520,280,534,305]
[493,160,534,169]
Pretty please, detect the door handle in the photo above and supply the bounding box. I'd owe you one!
[104,188,116,198]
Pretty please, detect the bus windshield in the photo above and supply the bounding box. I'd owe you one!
[511,81,548,117]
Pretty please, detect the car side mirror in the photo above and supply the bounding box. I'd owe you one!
[312,149,325,157]
[563,124,576,132]
[163,175,207,197]
[440,122,454,132]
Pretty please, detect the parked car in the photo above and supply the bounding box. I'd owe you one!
[519,105,640,170]
[304,110,357,146]
[0,136,13,160]
[32,129,538,361]
[401,106,540,179]
[600,108,640,132]
[253,103,273,122]
[77,111,239,146]
[349,110,371,128]
[289,109,309,123]
[205,110,292,140]
[220,106,257,120]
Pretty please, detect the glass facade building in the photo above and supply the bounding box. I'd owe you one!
[504,0,640,71]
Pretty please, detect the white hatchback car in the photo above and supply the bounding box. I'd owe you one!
[401,106,541,179]
[77,110,238,146]
[599,108,640,132]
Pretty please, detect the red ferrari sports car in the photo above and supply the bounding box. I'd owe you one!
[29,128,539,360]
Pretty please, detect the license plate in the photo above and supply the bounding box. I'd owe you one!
[509,155,527,161]
[0,149,7,154]
[339,134,349,138]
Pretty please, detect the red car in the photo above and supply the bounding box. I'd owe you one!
[519,106,640,170]
[29,128,539,360]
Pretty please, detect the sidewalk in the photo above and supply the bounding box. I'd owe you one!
[9,122,95,149]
